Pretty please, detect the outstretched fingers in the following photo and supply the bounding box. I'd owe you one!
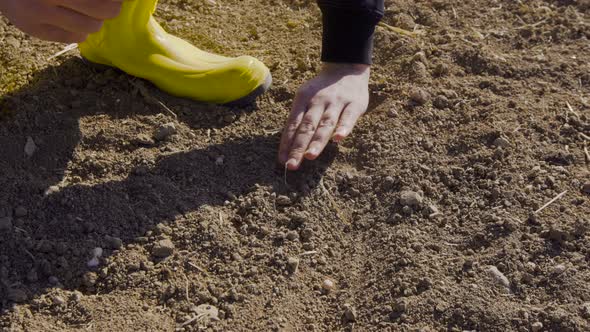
[333,103,365,143]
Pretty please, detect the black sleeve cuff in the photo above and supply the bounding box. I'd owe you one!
[319,8,381,65]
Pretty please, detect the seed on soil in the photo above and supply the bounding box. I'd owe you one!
[287,257,300,274]
[14,206,28,217]
[400,190,423,207]
[0,217,13,231]
[409,88,431,105]
[487,266,510,289]
[153,239,175,258]
[153,122,177,141]
[531,321,543,332]
[342,304,357,323]
[24,136,37,157]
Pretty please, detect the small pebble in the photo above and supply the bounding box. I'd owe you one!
[92,247,103,258]
[487,266,510,288]
[287,257,300,274]
[400,190,423,207]
[152,239,175,258]
[322,279,335,292]
[153,122,177,141]
[553,264,566,275]
[286,230,299,241]
[276,195,292,206]
[44,186,60,196]
[531,321,543,332]
[24,136,37,157]
[105,236,123,249]
[582,182,590,194]
[87,257,100,268]
[52,295,66,305]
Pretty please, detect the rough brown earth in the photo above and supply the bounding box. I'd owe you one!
[1,0,589,331]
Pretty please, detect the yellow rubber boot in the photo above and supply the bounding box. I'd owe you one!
[79,0,271,105]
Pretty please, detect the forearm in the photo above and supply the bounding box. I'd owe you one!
[316,0,384,64]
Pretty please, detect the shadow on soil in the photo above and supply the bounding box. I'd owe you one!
[0,56,333,311]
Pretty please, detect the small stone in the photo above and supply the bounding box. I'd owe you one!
[24,136,37,157]
[433,95,451,109]
[409,88,431,105]
[105,236,123,249]
[215,156,224,166]
[322,279,335,292]
[153,122,177,141]
[82,272,98,287]
[553,264,566,275]
[276,195,291,206]
[48,276,60,285]
[394,298,408,312]
[87,257,100,268]
[286,257,300,274]
[582,182,590,194]
[0,217,13,231]
[14,206,28,217]
[343,305,357,323]
[286,230,299,241]
[70,291,83,303]
[7,288,28,303]
[92,247,103,258]
[44,186,60,196]
[400,190,423,207]
[531,321,543,332]
[493,137,510,148]
[152,239,175,257]
[487,266,510,288]
[52,295,66,305]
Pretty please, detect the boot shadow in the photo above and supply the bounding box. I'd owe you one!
[0,56,335,312]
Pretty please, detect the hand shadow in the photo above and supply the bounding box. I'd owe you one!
[0,56,335,311]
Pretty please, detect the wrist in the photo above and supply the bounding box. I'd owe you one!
[321,62,370,76]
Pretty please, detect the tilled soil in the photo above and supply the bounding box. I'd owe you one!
[1,0,589,331]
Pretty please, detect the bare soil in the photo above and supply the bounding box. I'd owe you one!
[1,0,589,331]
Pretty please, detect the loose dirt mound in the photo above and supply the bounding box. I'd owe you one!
[1,0,589,331]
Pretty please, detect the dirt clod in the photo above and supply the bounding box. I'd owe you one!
[152,239,175,258]
[487,266,510,289]
[409,88,431,105]
[153,122,177,141]
[400,190,423,207]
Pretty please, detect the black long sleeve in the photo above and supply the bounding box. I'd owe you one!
[317,0,384,64]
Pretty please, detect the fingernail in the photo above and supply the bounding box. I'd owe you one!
[306,148,318,156]
[287,158,298,168]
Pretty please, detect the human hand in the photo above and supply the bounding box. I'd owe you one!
[278,63,370,171]
[0,0,125,43]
